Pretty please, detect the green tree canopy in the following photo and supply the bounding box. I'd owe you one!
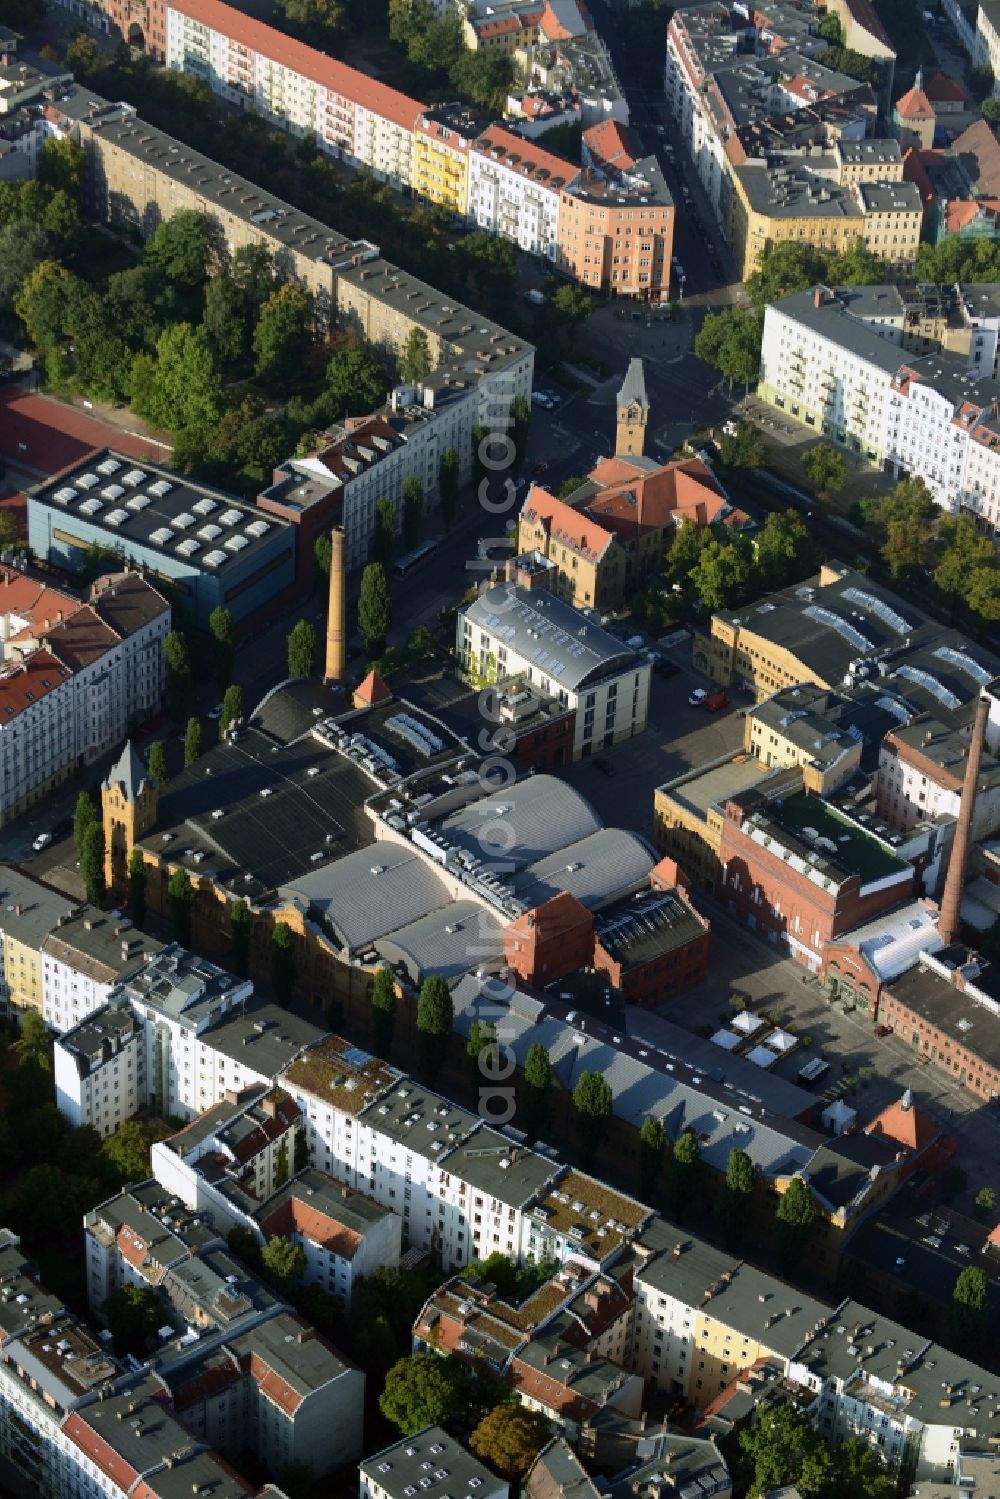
[522,1042,551,1140]
[801,441,847,495]
[776,1176,816,1271]
[128,847,147,930]
[402,477,424,551]
[417,974,453,1082]
[168,867,194,948]
[326,344,388,418]
[147,740,168,786]
[271,921,296,1009]
[74,790,97,864]
[262,1234,307,1288]
[230,898,251,978]
[208,606,236,685]
[573,1070,613,1168]
[144,209,215,287]
[253,282,314,385]
[220,684,243,737]
[184,716,203,768]
[754,509,813,592]
[103,1284,161,1356]
[81,823,106,907]
[101,1119,155,1182]
[695,305,763,385]
[950,1266,989,1356]
[399,326,432,385]
[718,421,765,468]
[379,1352,470,1435]
[718,1146,755,1244]
[163,630,192,721]
[469,1404,552,1482]
[287,618,319,678]
[669,1129,701,1217]
[372,497,396,569]
[372,964,396,1057]
[359,562,392,654]
[690,534,754,611]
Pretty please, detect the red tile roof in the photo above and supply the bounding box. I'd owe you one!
[538,0,593,41]
[168,0,425,131]
[473,124,573,188]
[354,669,391,707]
[0,650,69,723]
[0,569,78,631]
[895,83,934,120]
[63,1413,141,1491]
[866,1094,938,1153]
[584,454,738,533]
[923,69,965,104]
[257,1194,363,1262]
[583,118,638,171]
[521,484,614,561]
[945,198,1000,233]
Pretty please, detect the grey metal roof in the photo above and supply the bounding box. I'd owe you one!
[512,827,655,911]
[103,738,149,799]
[464,584,642,692]
[374,898,506,983]
[227,1308,355,1394]
[199,1000,326,1079]
[361,1427,506,1499]
[0,865,77,953]
[617,357,648,411]
[438,773,601,872]
[283,843,453,953]
[438,1124,558,1207]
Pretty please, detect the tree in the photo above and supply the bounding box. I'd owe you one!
[128,848,147,930]
[230,898,251,978]
[718,1147,755,1244]
[147,740,168,786]
[417,974,453,1083]
[13,258,76,352]
[469,1404,552,1482]
[262,1235,307,1289]
[754,509,812,592]
[379,1353,469,1436]
[372,497,396,568]
[950,1266,989,1356]
[801,441,847,496]
[557,476,586,500]
[668,518,714,588]
[669,1130,701,1216]
[253,282,314,385]
[402,477,424,551]
[14,1011,51,1071]
[168,867,194,948]
[102,1119,154,1181]
[81,823,106,906]
[371,965,396,1057]
[522,1043,551,1140]
[974,1185,997,1221]
[0,222,53,301]
[271,921,296,1009]
[184,716,203,768]
[103,1284,161,1356]
[818,11,842,40]
[690,535,753,610]
[325,344,387,418]
[694,305,763,385]
[202,271,246,365]
[573,1071,613,1168]
[510,394,532,477]
[740,1401,834,1499]
[359,562,392,655]
[547,283,591,351]
[232,242,277,322]
[439,446,460,530]
[466,1020,497,1093]
[983,96,1000,128]
[163,630,192,720]
[398,326,432,385]
[74,790,97,865]
[287,618,318,679]
[745,241,827,312]
[639,1115,666,1201]
[220,684,243,738]
[776,1175,815,1271]
[144,209,214,287]
[208,606,236,685]
[935,514,999,616]
[718,421,765,468]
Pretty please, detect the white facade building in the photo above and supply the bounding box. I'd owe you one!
[759,286,1000,531]
[458,573,651,759]
[467,126,569,260]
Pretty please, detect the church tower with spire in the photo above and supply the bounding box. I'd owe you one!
[102,740,158,892]
[615,358,649,458]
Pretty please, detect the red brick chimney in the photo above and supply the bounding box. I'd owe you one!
[939,695,989,945]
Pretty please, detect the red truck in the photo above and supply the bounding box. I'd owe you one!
[703,688,729,712]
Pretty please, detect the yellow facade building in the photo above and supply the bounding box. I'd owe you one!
[411,106,483,216]
[742,683,863,794]
[0,868,75,1022]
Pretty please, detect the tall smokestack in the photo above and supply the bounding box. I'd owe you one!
[324,525,346,685]
[939,695,989,946]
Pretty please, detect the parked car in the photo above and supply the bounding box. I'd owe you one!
[703,688,729,712]
[874,1024,893,1038]
[31,832,53,853]
[688,687,708,706]
[208,703,224,720]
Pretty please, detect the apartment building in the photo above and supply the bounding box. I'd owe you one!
[54,945,325,1129]
[468,124,570,261]
[412,104,484,216]
[457,570,651,758]
[556,157,674,298]
[164,0,422,185]
[41,905,161,1034]
[75,100,533,505]
[361,1428,508,1499]
[876,709,1000,838]
[0,867,77,1021]
[253,1168,402,1309]
[433,1124,558,1270]
[759,285,1000,530]
[83,1176,220,1309]
[150,1085,303,1220]
[0,568,169,823]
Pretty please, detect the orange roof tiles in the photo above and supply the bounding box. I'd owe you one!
[473,123,573,188]
[894,83,934,120]
[257,1195,364,1262]
[583,118,638,171]
[945,198,1000,233]
[538,0,593,40]
[923,70,965,104]
[0,650,69,723]
[249,1350,304,1415]
[354,669,391,707]
[0,569,78,630]
[168,0,424,131]
[522,484,614,561]
[63,1413,141,1491]
[584,454,737,532]
[866,1094,938,1153]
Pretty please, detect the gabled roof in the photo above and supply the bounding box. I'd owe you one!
[584,119,639,172]
[922,70,965,104]
[584,453,737,533]
[895,84,934,120]
[521,485,615,562]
